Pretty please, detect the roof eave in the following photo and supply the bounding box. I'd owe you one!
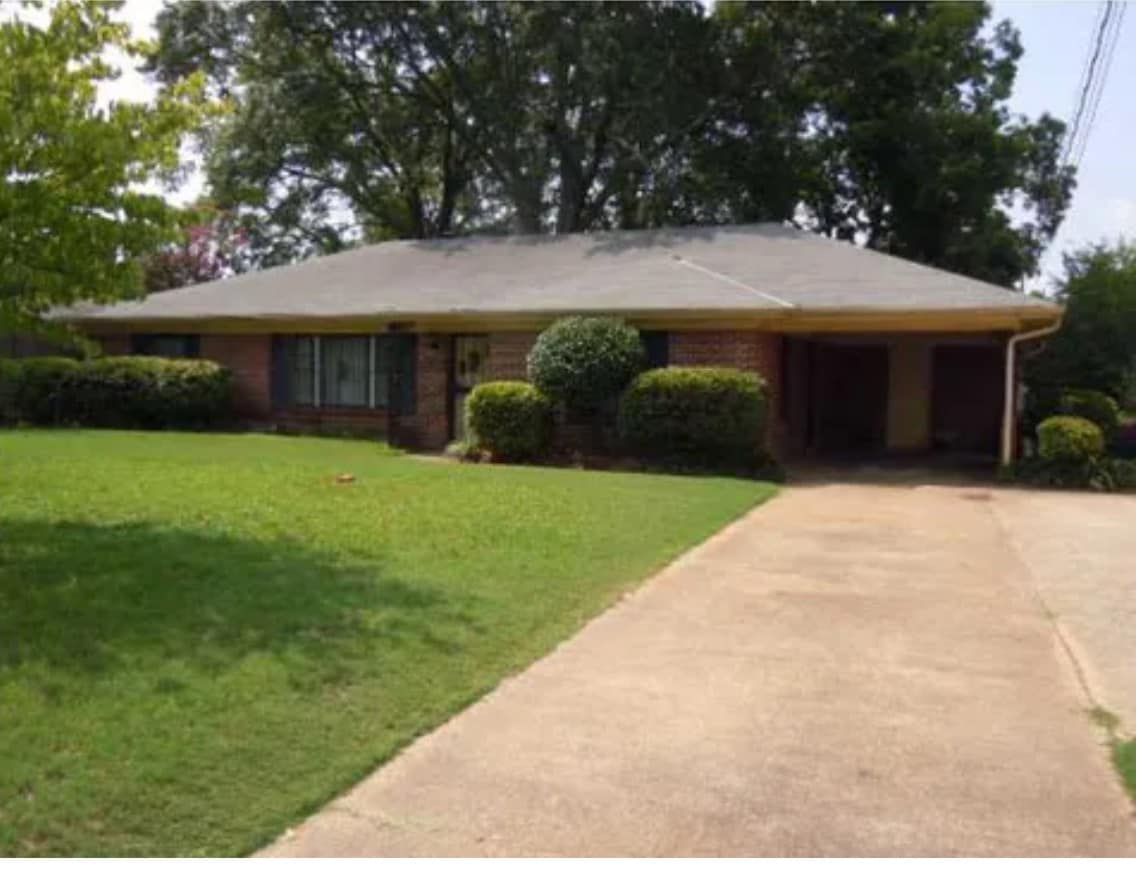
[66,303,1062,336]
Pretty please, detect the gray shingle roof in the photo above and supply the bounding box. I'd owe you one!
[72,222,1057,322]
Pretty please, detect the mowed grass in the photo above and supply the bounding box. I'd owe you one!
[1114,738,1136,801]
[0,430,775,856]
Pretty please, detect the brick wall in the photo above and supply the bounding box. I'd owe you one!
[486,332,538,381]
[99,335,130,356]
[670,330,784,452]
[408,333,450,448]
[200,334,272,417]
[91,327,786,454]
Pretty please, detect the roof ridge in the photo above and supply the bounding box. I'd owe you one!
[668,253,796,309]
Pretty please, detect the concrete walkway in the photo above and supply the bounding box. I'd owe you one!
[261,483,1135,857]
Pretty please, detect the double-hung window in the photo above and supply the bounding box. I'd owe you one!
[272,334,416,412]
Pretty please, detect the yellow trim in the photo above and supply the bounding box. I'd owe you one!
[73,305,1061,337]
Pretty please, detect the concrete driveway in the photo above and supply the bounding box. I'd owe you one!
[261,482,1136,857]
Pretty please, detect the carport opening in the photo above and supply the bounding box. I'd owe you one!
[782,334,1005,465]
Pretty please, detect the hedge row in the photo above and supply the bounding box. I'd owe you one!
[0,356,233,430]
[466,365,769,472]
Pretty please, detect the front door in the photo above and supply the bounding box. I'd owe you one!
[452,335,489,441]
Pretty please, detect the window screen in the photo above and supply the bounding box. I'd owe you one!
[291,336,316,406]
[321,336,369,407]
[272,334,417,411]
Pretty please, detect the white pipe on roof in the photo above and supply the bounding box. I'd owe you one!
[1001,317,1063,466]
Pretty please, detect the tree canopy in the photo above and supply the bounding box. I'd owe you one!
[0,0,208,332]
[1024,240,1137,413]
[142,207,252,293]
[148,0,1076,286]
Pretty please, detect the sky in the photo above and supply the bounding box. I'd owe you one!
[28,0,1139,292]
[991,0,1136,290]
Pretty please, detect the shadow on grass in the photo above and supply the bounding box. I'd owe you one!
[0,519,479,682]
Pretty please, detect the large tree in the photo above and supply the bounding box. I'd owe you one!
[0,0,207,332]
[1024,240,1137,413]
[708,1,1073,286]
[148,0,1073,286]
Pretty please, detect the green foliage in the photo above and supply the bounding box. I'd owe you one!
[0,429,774,855]
[1036,416,1105,463]
[3,357,232,430]
[527,317,644,412]
[148,2,1070,281]
[443,439,489,463]
[1115,739,1136,801]
[1025,241,1137,413]
[0,358,22,423]
[466,381,554,461]
[1058,389,1120,441]
[10,357,81,425]
[0,1,210,330]
[1006,455,1134,493]
[618,367,768,469]
[708,2,1073,285]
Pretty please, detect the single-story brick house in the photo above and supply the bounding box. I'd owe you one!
[64,223,1061,463]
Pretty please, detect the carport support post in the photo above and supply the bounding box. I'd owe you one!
[1001,319,1063,466]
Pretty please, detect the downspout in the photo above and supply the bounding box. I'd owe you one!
[1001,316,1064,466]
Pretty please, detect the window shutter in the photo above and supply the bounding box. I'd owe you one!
[641,331,669,369]
[394,334,417,414]
[270,336,290,411]
[184,335,201,358]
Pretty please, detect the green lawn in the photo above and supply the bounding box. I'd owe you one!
[1114,738,1136,801]
[0,430,775,856]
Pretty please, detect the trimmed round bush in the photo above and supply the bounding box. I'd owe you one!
[1058,389,1120,440]
[526,317,644,412]
[3,355,232,430]
[618,366,767,468]
[12,357,81,424]
[1036,415,1105,463]
[466,381,554,461]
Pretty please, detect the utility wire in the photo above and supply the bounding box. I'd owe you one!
[1061,0,1117,168]
[1072,1,1124,168]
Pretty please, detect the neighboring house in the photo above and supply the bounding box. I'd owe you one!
[62,223,1061,462]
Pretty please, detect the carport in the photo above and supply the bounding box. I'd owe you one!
[780,333,1008,461]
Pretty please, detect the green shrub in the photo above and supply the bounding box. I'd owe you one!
[526,317,644,412]
[1059,389,1120,440]
[1037,415,1105,463]
[1006,455,1135,492]
[0,359,20,424]
[444,439,490,463]
[3,355,232,430]
[618,366,768,469]
[12,357,82,425]
[466,381,554,461]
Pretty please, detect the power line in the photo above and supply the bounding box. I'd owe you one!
[1061,0,1117,168]
[1071,1,1125,168]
